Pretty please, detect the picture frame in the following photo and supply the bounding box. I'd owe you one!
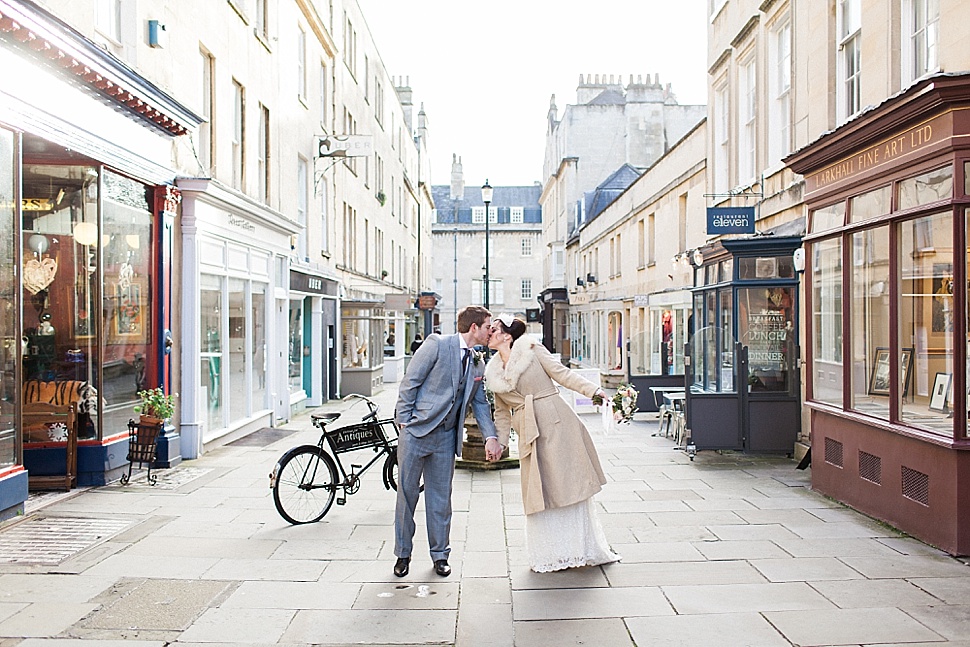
[929,372,952,412]
[868,347,914,397]
[107,277,148,344]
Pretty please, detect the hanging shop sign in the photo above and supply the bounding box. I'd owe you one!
[707,206,755,235]
[318,135,374,158]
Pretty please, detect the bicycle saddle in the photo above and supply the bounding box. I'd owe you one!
[311,412,341,424]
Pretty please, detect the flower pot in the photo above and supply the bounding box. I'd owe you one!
[139,414,165,427]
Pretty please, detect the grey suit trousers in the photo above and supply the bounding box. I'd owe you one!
[393,423,457,561]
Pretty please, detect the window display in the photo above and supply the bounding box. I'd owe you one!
[0,128,15,468]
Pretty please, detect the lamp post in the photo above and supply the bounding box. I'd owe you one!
[481,180,493,309]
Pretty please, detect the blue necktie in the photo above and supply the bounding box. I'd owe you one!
[461,349,470,373]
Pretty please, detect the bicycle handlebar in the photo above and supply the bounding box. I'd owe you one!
[341,393,379,420]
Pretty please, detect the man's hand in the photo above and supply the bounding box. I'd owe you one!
[484,436,503,462]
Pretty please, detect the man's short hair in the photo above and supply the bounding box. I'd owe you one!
[456,306,491,333]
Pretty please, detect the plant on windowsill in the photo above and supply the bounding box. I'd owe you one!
[134,387,176,426]
[376,191,386,206]
[381,269,388,279]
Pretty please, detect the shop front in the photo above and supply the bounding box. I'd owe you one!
[341,301,386,396]
[785,73,970,555]
[290,269,339,406]
[685,237,801,454]
[628,290,692,412]
[0,0,200,513]
[177,179,298,456]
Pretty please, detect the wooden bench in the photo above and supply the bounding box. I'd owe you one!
[22,402,79,490]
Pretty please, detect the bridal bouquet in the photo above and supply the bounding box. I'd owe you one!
[593,384,639,434]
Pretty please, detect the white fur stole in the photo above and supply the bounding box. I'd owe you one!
[483,336,537,394]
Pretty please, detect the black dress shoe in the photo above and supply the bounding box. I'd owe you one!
[393,557,410,577]
[434,559,451,577]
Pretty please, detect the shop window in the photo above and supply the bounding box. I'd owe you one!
[20,164,153,442]
[719,288,735,391]
[849,185,891,223]
[631,306,690,377]
[100,170,154,436]
[739,286,794,393]
[288,299,304,392]
[229,279,248,421]
[738,256,795,280]
[200,274,224,431]
[811,202,846,234]
[0,128,15,468]
[900,211,953,434]
[898,165,952,211]
[849,227,890,419]
[607,312,623,371]
[252,283,267,410]
[812,238,843,406]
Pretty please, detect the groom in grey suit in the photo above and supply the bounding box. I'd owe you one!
[393,306,502,577]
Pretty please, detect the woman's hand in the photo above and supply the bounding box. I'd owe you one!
[591,389,606,406]
[485,436,503,462]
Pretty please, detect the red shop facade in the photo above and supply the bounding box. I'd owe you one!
[785,73,970,554]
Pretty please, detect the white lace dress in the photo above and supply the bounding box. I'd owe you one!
[526,497,620,573]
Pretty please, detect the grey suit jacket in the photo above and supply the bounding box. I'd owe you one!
[395,333,497,457]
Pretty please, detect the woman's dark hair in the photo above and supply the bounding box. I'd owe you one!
[497,318,527,345]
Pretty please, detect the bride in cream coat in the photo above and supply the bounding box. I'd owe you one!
[484,314,620,573]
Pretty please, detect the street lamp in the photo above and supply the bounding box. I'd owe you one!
[481,180,493,309]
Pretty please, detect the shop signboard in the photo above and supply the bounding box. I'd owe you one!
[707,206,755,234]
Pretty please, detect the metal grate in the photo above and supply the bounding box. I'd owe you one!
[901,466,929,506]
[824,437,844,468]
[859,450,882,484]
[0,516,131,565]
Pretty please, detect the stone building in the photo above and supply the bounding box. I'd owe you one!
[539,74,706,360]
[431,156,542,335]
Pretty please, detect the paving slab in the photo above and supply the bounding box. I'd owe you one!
[512,585,672,620]
[604,559,767,587]
[281,609,456,644]
[749,556,867,582]
[354,582,459,610]
[626,612,791,647]
[664,581,835,614]
[691,539,791,560]
[766,607,944,645]
[841,555,970,579]
[810,578,942,608]
[177,607,296,644]
[901,605,970,641]
[909,577,970,604]
[0,601,97,638]
[513,617,634,647]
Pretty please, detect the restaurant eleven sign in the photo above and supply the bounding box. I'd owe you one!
[804,112,949,196]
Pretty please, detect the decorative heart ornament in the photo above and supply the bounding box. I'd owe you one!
[23,256,58,294]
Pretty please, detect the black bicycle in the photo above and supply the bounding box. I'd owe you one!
[270,393,414,524]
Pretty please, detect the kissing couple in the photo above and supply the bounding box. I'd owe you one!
[392,306,619,576]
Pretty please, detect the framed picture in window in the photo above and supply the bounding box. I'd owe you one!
[929,372,952,412]
[108,277,148,344]
[868,347,914,396]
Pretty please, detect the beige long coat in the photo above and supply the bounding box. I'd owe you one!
[484,337,606,515]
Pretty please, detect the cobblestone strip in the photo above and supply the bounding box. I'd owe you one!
[0,516,132,565]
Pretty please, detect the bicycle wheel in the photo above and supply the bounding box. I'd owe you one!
[273,445,339,524]
[383,447,424,493]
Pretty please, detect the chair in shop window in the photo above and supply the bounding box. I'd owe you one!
[22,402,79,490]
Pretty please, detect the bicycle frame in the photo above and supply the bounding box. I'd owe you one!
[318,417,398,495]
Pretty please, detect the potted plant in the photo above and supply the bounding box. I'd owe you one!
[134,387,176,426]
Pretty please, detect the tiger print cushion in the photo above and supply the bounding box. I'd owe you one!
[22,380,99,414]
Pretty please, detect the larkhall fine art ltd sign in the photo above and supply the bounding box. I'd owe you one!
[803,112,950,197]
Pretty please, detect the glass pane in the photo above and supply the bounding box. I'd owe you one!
[965,161,969,197]
[23,164,100,440]
[900,212,953,434]
[812,238,843,405]
[691,292,703,387]
[738,256,795,279]
[0,129,14,467]
[811,202,846,233]
[342,317,369,369]
[228,278,247,422]
[101,170,152,436]
[200,274,223,432]
[849,227,890,419]
[252,283,266,410]
[898,165,953,211]
[705,291,717,389]
[368,309,384,369]
[720,259,733,282]
[719,289,735,391]
[288,299,303,391]
[849,185,891,223]
[739,287,795,393]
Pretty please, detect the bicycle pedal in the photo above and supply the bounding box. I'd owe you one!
[337,497,346,505]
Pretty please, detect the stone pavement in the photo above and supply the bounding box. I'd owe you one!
[2,385,970,646]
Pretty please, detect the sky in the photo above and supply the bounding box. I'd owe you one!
[358,0,709,188]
